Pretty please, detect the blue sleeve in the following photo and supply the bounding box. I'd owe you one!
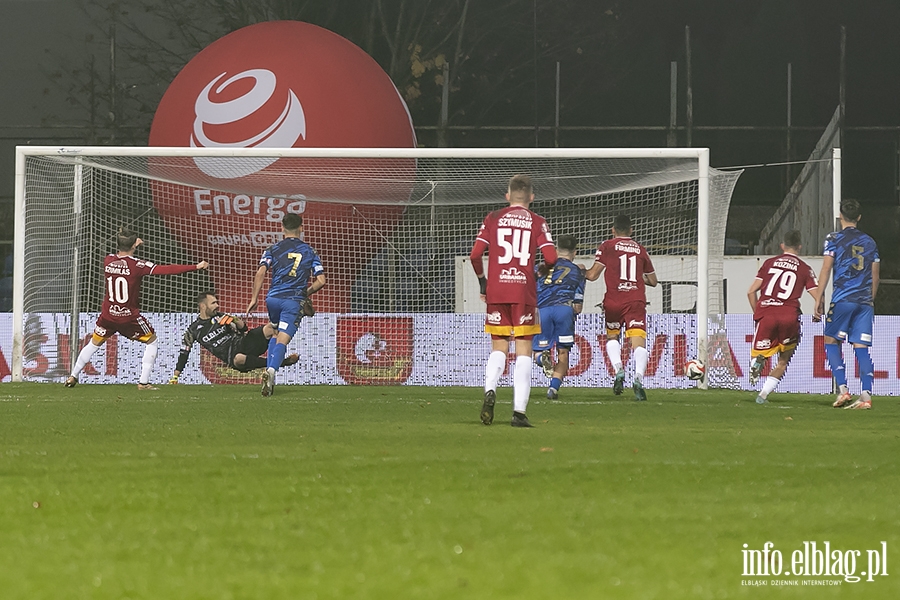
[311,251,324,276]
[259,247,274,269]
[574,273,586,303]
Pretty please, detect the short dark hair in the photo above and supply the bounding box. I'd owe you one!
[613,215,632,234]
[282,213,303,231]
[783,230,802,249]
[116,228,138,252]
[508,174,533,196]
[197,291,216,305]
[840,199,861,223]
[556,234,577,252]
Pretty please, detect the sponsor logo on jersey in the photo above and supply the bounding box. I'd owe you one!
[518,313,534,325]
[93,325,108,337]
[760,299,785,307]
[499,267,527,284]
[606,321,621,330]
[618,282,638,292]
[487,311,502,324]
[201,327,227,344]
[756,338,772,350]
[109,305,132,317]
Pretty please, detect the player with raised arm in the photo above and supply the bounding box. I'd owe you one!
[247,213,325,397]
[470,174,557,427]
[585,215,657,401]
[746,230,820,404]
[532,234,585,400]
[168,292,300,383]
[813,199,880,410]
[64,228,208,389]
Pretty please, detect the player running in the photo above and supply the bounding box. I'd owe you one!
[470,174,557,427]
[247,213,325,397]
[747,230,820,404]
[532,234,585,400]
[814,199,880,410]
[168,292,301,383]
[585,215,657,401]
[64,228,208,389]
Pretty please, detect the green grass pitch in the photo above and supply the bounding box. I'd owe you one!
[0,383,897,599]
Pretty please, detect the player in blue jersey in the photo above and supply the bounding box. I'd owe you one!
[247,213,326,397]
[532,234,585,400]
[813,199,880,410]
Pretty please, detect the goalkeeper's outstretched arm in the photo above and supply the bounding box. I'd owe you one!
[170,328,197,384]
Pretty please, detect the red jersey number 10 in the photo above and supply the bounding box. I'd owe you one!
[497,228,531,266]
[106,275,130,303]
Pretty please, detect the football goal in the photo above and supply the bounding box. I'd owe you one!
[13,147,740,387]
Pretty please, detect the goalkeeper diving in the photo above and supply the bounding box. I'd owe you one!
[169,292,308,383]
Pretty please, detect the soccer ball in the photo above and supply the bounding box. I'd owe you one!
[684,359,705,381]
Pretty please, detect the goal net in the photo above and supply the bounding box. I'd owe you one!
[13,147,740,387]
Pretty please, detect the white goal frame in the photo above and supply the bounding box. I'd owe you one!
[13,146,714,386]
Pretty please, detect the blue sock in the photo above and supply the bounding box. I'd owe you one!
[854,347,874,393]
[267,336,277,358]
[824,343,847,387]
[549,377,562,391]
[268,343,287,372]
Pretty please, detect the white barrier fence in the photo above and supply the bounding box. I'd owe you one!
[6,313,900,395]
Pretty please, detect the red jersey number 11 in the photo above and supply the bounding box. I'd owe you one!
[619,254,638,282]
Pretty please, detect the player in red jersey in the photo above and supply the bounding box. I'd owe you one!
[64,228,209,389]
[470,174,557,427]
[585,215,657,401]
[747,230,820,404]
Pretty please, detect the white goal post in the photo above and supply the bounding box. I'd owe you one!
[13,146,740,387]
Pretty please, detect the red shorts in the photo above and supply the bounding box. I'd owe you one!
[93,314,156,344]
[604,299,647,339]
[752,313,800,358]
[485,303,540,338]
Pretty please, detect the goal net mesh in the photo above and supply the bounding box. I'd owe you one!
[20,152,740,386]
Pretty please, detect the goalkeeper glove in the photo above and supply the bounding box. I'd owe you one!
[213,313,235,326]
[168,374,179,385]
[302,298,315,317]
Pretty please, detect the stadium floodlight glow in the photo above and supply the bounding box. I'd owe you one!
[14,146,739,388]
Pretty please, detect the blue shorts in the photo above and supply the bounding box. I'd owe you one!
[823,301,874,346]
[532,305,576,352]
[266,297,303,338]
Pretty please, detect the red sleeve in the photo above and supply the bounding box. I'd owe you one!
[470,239,488,278]
[541,244,558,266]
[150,264,198,276]
[642,247,655,274]
[470,217,491,278]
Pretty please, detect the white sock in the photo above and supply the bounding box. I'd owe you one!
[513,355,533,414]
[71,342,102,377]
[606,339,622,373]
[484,350,506,392]
[140,340,159,385]
[760,376,779,399]
[634,346,649,382]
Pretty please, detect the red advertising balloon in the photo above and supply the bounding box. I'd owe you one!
[148,21,416,324]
